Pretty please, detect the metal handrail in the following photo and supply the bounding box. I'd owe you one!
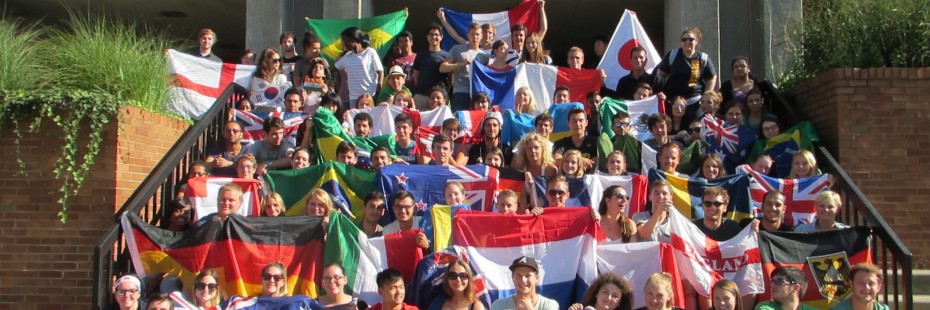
[91,85,242,309]
[766,80,913,309]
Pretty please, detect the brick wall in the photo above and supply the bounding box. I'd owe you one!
[790,68,930,268]
[0,106,188,309]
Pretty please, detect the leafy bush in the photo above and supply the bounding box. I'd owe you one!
[0,10,180,222]
[781,0,930,89]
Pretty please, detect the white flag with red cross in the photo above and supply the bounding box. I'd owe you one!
[167,49,255,119]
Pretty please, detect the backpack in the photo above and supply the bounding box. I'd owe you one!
[669,48,709,74]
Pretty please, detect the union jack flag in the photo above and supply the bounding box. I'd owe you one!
[742,166,832,227]
[234,110,307,144]
[702,114,740,155]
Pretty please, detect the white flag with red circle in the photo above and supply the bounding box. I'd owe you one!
[597,10,662,91]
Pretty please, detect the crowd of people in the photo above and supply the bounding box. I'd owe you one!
[117,3,890,310]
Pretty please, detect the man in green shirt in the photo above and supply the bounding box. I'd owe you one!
[755,266,818,310]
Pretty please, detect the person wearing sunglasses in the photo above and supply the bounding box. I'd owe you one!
[755,267,817,310]
[205,121,245,177]
[693,186,741,241]
[249,48,291,110]
[113,274,145,310]
[318,263,358,308]
[260,262,288,297]
[568,273,633,310]
[192,270,223,310]
[435,260,485,310]
[655,27,717,112]
[598,185,637,243]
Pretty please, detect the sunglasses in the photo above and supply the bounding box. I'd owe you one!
[613,193,630,200]
[771,278,796,286]
[262,274,284,281]
[547,190,567,197]
[681,37,696,42]
[194,283,218,291]
[271,58,282,62]
[687,127,702,134]
[614,121,631,128]
[701,201,726,207]
[446,272,469,281]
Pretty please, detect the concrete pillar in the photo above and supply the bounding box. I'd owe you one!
[664,0,722,81]
[245,0,285,53]
[246,0,375,54]
[760,0,802,87]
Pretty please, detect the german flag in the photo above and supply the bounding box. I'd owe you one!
[121,212,325,298]
[758,227,872,309]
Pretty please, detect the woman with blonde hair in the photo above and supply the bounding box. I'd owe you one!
[260,262,288,297]
[514,86,536,115]
[637,273,682,310]
[795,190,849,232]
[262,192,285,217]
[788,149,820,179]
[510,132,557,178]
[192,270,223,309]
[305,188,333,217]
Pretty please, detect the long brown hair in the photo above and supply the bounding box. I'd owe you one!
[520,33,547,64]
[598,185,636,243]
[442,260,477,303]
[255,48,282,81]
[581,273,634,310]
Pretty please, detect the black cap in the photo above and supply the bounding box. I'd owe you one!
[509,256,539,272]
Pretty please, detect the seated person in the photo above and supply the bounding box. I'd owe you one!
[568,273,633,310]
[634,180,674,242]
[260,262,288,297]
[353,112,373,138]
[192,270,224,310]
[496,190,519,214]
[754,266,816,310]
[359,192,386,238]
[383,190,430,249]
[205,121,245,177]
[370,268,419,310]
[830,263,889,310]
[598,185,637,243]
[244,117,296,175]
[444,182,466,206]
[636,272,684,310]
[113,275,144,310]
[437,260,485,310]
[553,108,598,174]
[490,256,559,310]
[376,65,413,104]
[482,147,506,168]
[427,134,455,166]
[262,192,285,217]
[393,113,417,163]
[160,198,193,232]
[318,263,359,308]
[794,190,849,232]
[601,151,628,176]
[656,143,687,178]
[694,186,742,241]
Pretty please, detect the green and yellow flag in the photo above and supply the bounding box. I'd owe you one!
[306,9,408,63]
[311,106,396,164]
[264,161,377,219]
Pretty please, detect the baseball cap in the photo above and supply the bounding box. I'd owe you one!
[509,256,539,272]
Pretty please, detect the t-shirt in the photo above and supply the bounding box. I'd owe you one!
[755,301,819,310]
[448,44,487,94]
[632,210,670,243]
[829,299,889,310]
[794,219,851,232]
[382,216,422,235]
[490,295,559,310]
[693,219,742,241]
[245,140,295,166]
[552,135,600,173]
[412,50,451,95]
[467,141,514,165]
[293,56,331,85]
[395,140,417,163]
[369,302,420,310]
[334,47,384,102]
[615,71,661,100]
[206,145,245,177]
[375,85,412,105]
[189,49,222,62]
[387,53,417,89]
[656,48,717,100]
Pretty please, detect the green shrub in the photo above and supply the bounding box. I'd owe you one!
[0,16,47,94]
[781,0,930,89]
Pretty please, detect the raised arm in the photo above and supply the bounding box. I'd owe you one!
[535,0,548,41]
[437,9,466,45]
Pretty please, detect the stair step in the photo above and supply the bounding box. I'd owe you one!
[911,294,930,310]
[914,269,930,295]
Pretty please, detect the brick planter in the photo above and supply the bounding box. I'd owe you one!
[0,106,188,309]
[790,68,930,268]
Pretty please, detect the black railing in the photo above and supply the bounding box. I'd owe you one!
[766,80,913,309]
[91,85,243,309]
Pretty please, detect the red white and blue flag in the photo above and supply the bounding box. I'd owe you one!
[739,166,833,227]
[234,110,307,144]
[596,242,685,309]
[440,1,541,51]
[377,165,501,221]
[453,208,601,307]
[667,208,765,297]
[472,62,602,114]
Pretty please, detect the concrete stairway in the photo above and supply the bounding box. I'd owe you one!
[911,269,930,309]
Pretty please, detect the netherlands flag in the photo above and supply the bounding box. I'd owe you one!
[440,1,541,51]
[452,208,601,306]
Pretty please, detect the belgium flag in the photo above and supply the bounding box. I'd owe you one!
[121,212,325,298]
[758,227,871,309]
